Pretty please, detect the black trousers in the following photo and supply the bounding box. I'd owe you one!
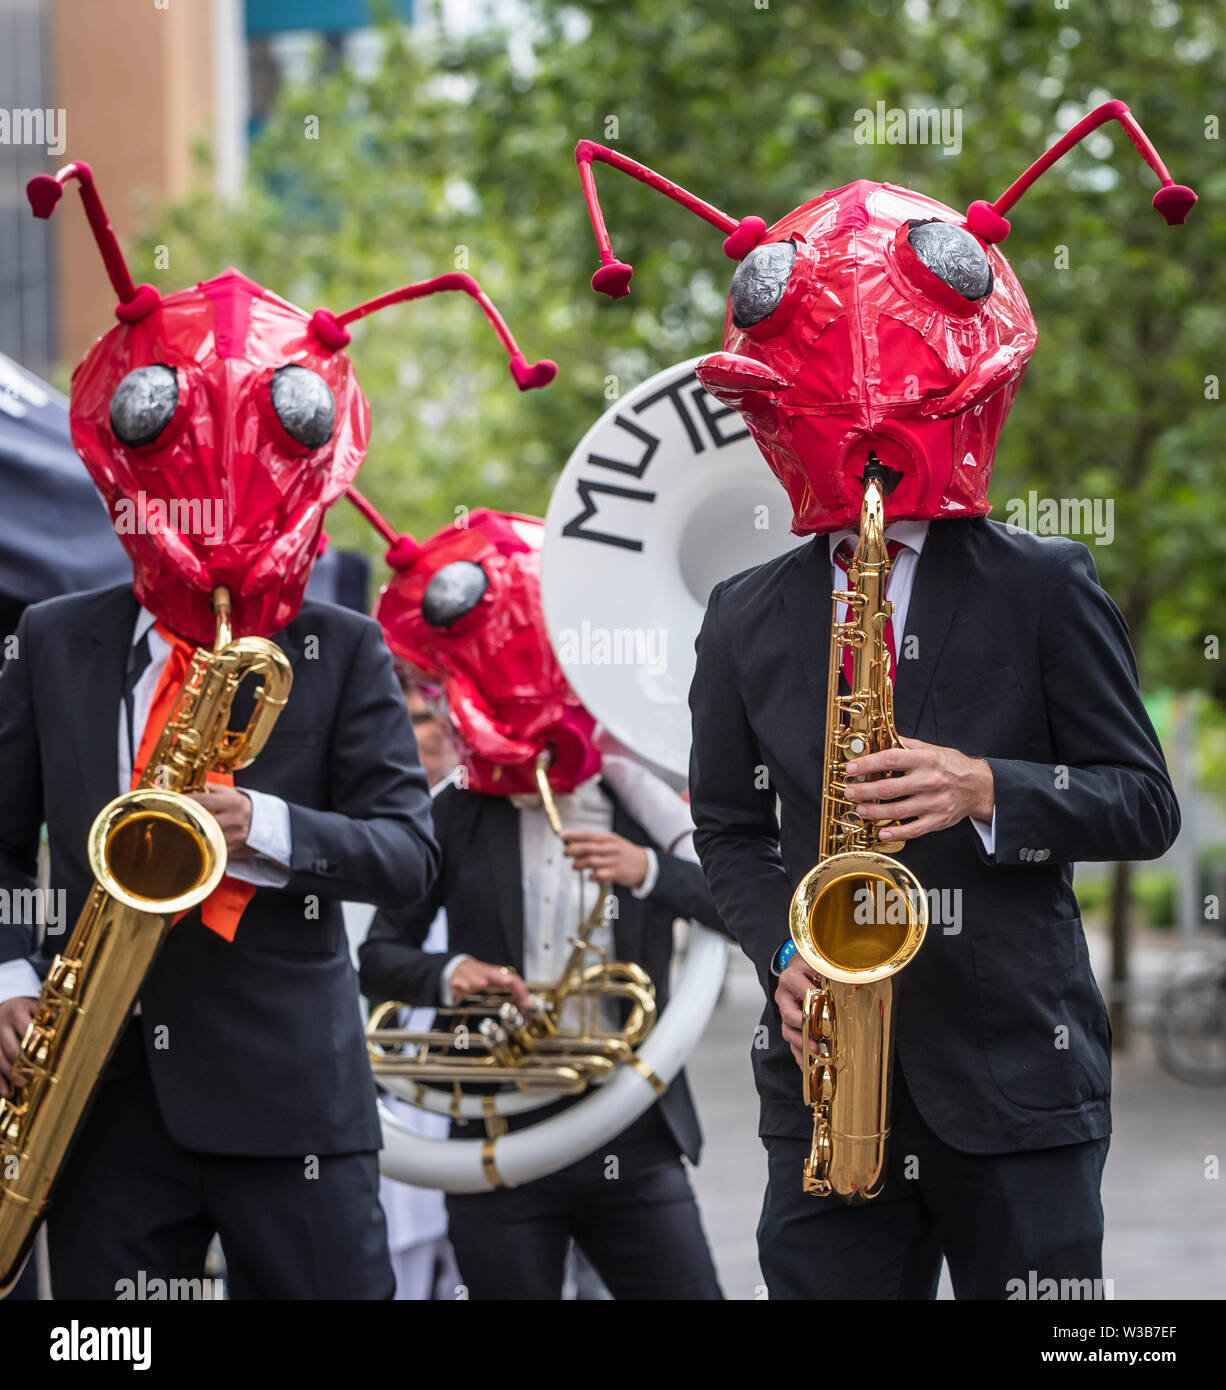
[46,1023,393,1300]
[758,1067,1109,1300]
[446,1105,723,1300]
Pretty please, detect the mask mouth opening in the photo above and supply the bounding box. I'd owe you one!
[857,451,904,496]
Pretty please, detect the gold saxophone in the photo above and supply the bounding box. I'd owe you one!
[366,755,657,1104]
[789,468,928,1200]
[0,587,292,1293]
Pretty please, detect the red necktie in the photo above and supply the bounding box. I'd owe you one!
[130,622,254,942]
[833,538,904,692]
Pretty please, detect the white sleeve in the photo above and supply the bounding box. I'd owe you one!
[970,808,997,856]
[630,848,660,899]
[227,788,292,888]
[598,754,696,858]
[0,959,42,1003]
[439,953,474,1007]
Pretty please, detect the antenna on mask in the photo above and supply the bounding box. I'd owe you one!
[26,162,162,323]
[965,100,1196,244]
[346,487,421,572]
[312,274,556,390]
[575,141,768,297]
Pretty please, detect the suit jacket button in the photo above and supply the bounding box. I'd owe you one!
[1035,848,1050,862]
[1019,848,1031,862]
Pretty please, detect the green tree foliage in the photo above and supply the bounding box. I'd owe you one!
[136,0,1224,706]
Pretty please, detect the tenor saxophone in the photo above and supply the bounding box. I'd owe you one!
[788,466,928,1200]
[0,587,291,1293]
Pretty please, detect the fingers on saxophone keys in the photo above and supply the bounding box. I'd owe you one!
[845,748,913,778]
[854,800,917,821]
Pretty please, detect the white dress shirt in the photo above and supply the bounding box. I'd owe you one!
[0,606,294,1003]
[826,521,996,853]
[439,754,696,1029]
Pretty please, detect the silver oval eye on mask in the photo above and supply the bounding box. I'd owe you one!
[109,365,179,447]
[729,240,798,328]
[422,561,489,628]
[270,364,335,449]
[907,221,993,301]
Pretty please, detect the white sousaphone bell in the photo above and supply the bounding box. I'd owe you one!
[376,358,804,1191]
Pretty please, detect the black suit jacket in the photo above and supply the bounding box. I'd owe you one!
[0,582,440,1156]
[359,781,725,1164]
[689,518,1179,1153]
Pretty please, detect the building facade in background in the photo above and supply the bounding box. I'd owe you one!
[0,0,412,379]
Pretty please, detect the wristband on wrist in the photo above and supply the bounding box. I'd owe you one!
[777,940,797,971]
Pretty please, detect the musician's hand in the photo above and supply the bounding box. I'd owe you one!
[448,958,534,1011]
[842,736,994,842]
[775,954,819,1070]
[187,785,254,859]
[0,997,38,1096]
[561,830,649,889]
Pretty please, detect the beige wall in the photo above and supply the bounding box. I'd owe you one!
[49,0,216,365]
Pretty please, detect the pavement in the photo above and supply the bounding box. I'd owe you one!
[684,938,1226,1301]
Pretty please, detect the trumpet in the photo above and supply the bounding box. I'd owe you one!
[0,588,292,1294]
[788,465,928,1200]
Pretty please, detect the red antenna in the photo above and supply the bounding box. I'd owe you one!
[966,100,1197,244]
[575,140,767,297]
[346,487,421,570]
[26,162,161,323]
[312,272,556,390]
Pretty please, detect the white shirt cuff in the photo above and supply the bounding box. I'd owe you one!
[630,847,660,899]
[227,788,293,888]
[439,953,474,1007]
[0,958,42,1003]
[970,808,997,856]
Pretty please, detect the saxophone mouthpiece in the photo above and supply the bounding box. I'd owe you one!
[533,750,566,839]
[211,586,233,650]
[859,451,902,495]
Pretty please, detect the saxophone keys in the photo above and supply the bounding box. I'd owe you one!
[816,1121,833,1168]
[801,1120,834,1194]
[804,990,835,1044]
[18,1024,52,1073]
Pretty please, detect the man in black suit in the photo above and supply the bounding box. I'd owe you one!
[359,755,725,1300]
[0,583,439,1298]
[689,517,1179,1299]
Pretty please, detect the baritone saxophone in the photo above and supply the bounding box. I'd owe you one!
[0,587,291,1293]
[788,466,928,1200]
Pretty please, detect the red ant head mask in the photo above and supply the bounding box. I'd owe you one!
[29,163,556,645]
[576,101,1195,534]
[349,494,601,798]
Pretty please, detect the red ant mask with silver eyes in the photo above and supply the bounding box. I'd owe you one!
[576,101,1196,534]
[348,494,601,798]
[28,162,556,646]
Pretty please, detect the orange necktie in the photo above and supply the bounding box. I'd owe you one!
[130,622,255,942]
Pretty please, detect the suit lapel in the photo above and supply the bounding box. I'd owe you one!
[606,787,644,965]
[781,536,833,715]
[67,586,140,816]
[483,796,525,975]
[892,521,975,735]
